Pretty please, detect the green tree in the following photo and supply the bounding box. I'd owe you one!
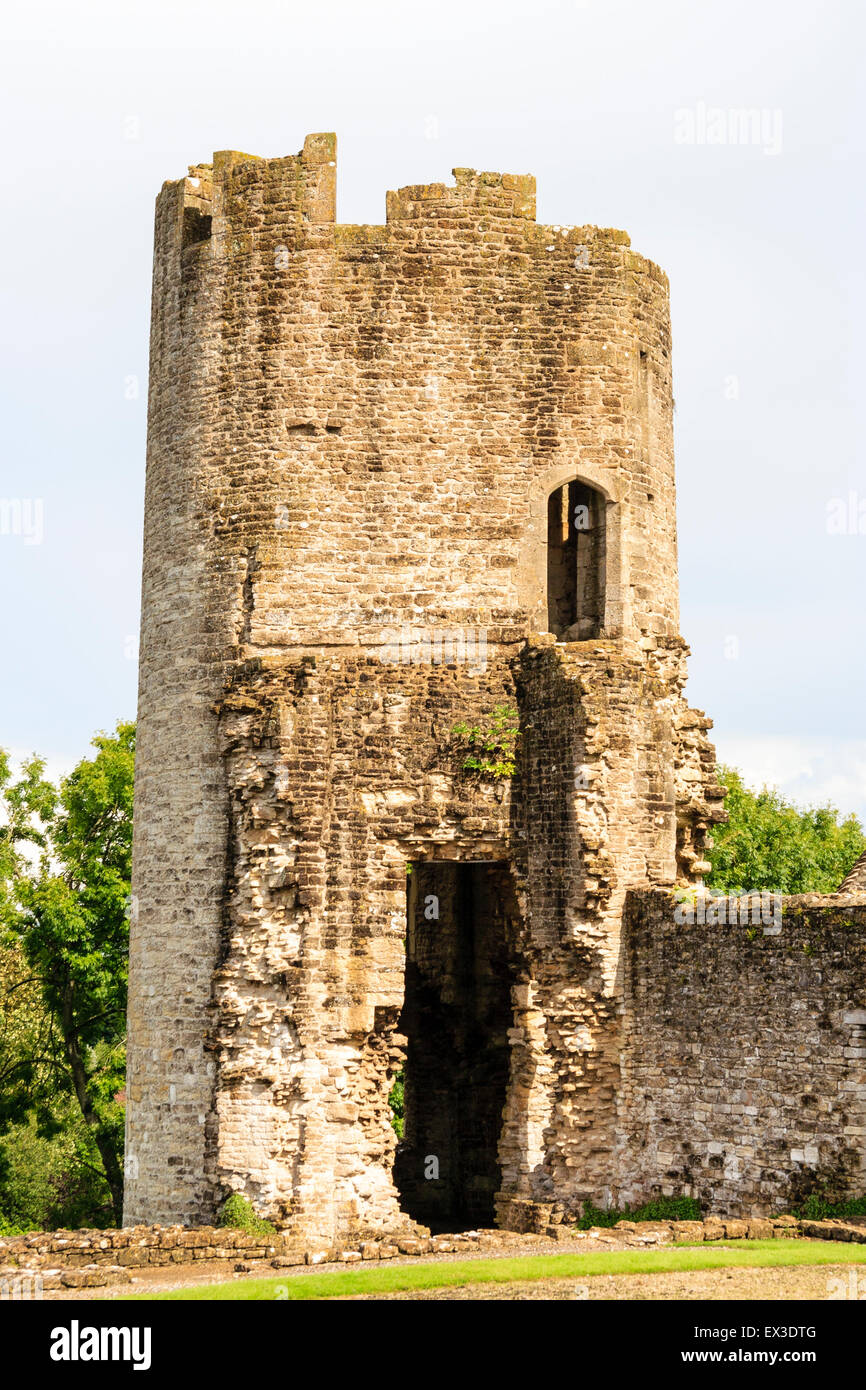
[0,754,58,1132]
[0,748,55,919]
[0,724,134,1224]
[0,1103,113,1235]
[707,765,866,894]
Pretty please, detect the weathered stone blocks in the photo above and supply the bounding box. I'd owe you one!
[125,131,861,1243]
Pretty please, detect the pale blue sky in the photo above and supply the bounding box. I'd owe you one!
[1,0,864,819]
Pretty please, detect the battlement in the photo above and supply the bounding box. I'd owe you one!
[167,135,536,227]
[386,166,536,222]
[156,135,672,296]
[164,133,338,255]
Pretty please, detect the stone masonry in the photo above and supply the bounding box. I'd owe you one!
[125,133,863,1240]
[619,892,866,1215]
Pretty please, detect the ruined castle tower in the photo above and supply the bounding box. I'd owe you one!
[125,134,725,1238]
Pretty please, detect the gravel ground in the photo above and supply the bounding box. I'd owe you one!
[340,1265,858,1300]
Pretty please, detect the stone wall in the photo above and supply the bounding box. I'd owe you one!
[208,652,518,1244]
[127,131,724,1234]
[618,891,866,1215]
[197,635,720,1243]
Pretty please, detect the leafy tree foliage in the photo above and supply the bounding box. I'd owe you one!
[388,1069,404,1139]
[217,1193,275,1235]
[451,705,521,780]
[0,724,134,1225]
[0,1103,113,1235]
[707,765,866,894]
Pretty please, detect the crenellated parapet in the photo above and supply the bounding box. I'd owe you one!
[386,166,536,222]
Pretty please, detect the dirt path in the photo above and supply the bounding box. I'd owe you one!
[341,1265,860,1300]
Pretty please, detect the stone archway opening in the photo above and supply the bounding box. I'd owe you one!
[393,860,519,1232]
[547,479,606,639]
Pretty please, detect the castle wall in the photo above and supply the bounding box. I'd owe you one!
[209,653,518,1243]
[127,133,715,1232]
[619,891,866,1215]
[495,636,720,1226]
[125,164,228,1224]
[187,635,715,1243]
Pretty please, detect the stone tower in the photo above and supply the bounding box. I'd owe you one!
[125,134,724,1239]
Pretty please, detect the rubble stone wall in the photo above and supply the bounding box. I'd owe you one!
[199,635,717,1242]
[619,891,866,1216]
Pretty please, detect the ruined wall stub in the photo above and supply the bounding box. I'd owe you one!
[620,892,866,1217]
[125,134,724,1237]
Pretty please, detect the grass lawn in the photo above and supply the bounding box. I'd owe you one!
[134,1239,866,1301]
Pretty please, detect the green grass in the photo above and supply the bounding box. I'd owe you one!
[132,1239,866,1301]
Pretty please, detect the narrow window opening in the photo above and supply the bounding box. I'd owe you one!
[182,206,212,249]
[546,480,606,640]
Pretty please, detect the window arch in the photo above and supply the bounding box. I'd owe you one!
[546,479,606,640]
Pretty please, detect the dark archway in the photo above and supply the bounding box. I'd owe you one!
[393,861,519,1232]
[546,479,606,639]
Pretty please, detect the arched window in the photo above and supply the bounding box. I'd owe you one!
[546,480,606,639]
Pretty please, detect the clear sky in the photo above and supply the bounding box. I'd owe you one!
[1,0,863,818]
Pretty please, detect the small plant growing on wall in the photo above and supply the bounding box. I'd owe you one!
[451,704,521,780]
[218,1193,276,1235]
[577,1195,702,1229]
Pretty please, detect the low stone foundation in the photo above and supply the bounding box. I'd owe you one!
[3,1214,864,1292]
